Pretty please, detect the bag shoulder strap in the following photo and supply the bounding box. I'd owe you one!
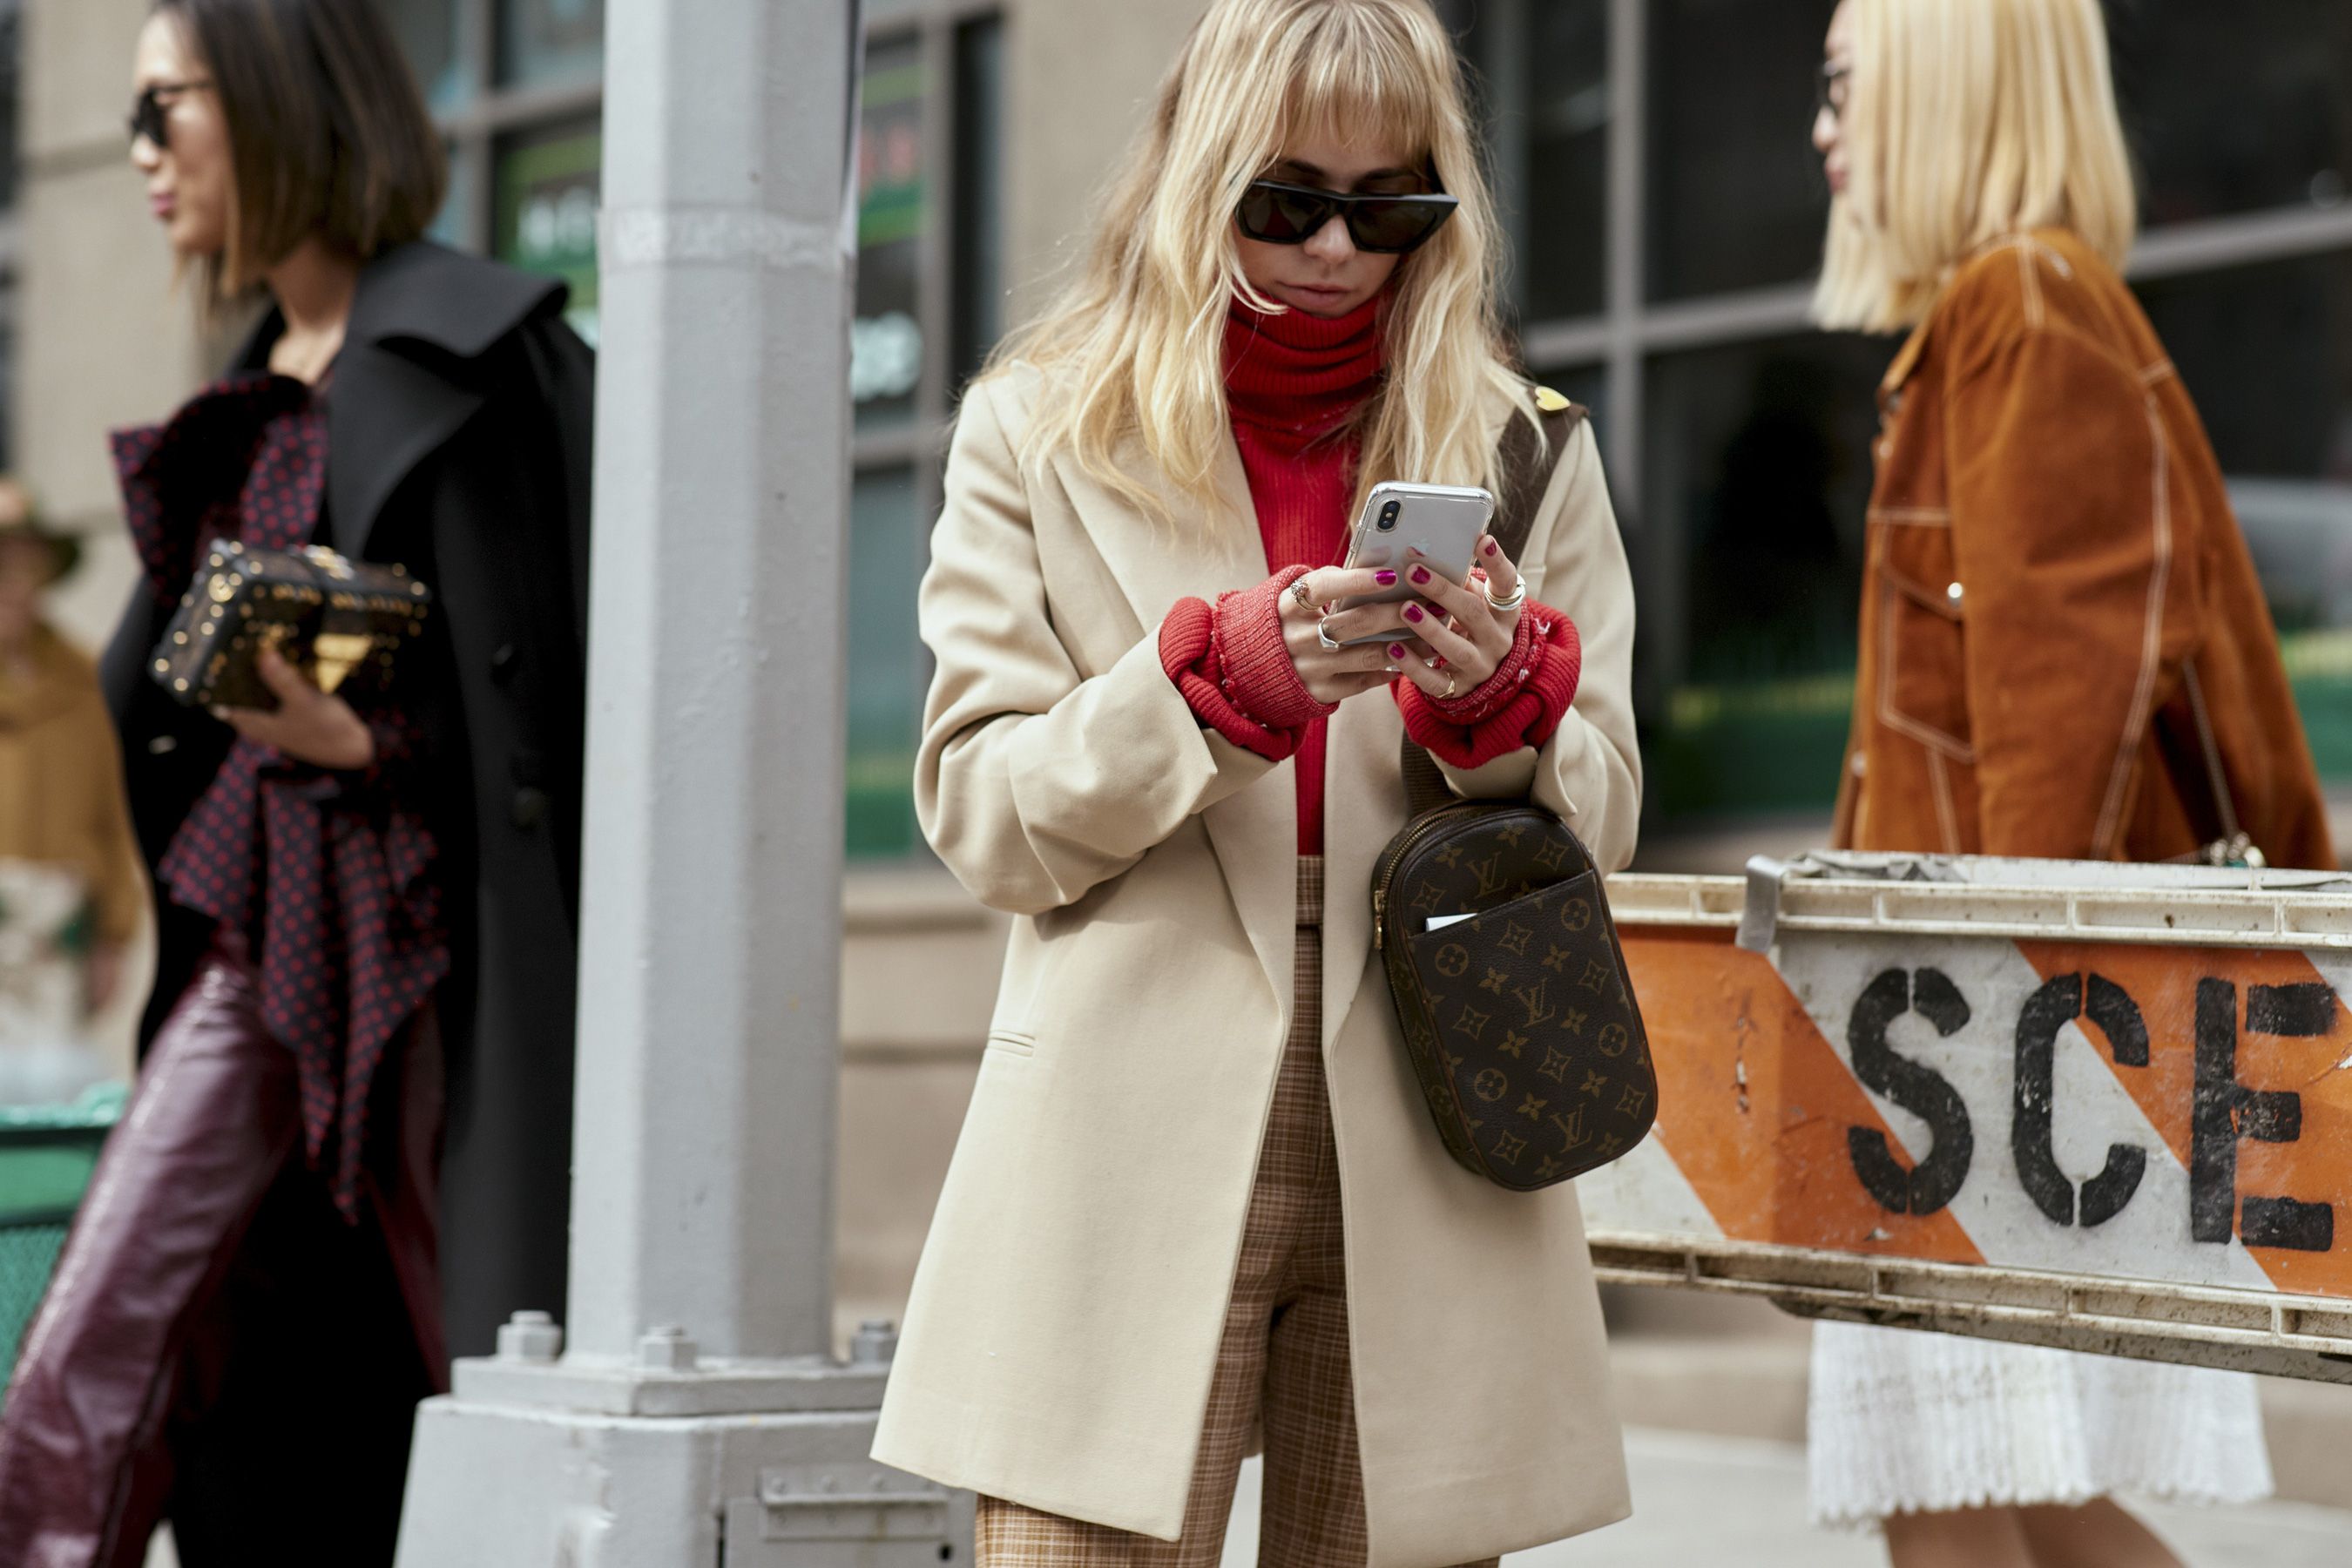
[1401,391,1589,821]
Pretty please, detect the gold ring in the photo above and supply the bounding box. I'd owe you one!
[1443,673,1457,699]
[1484,579,1527,612]
[1290,578,1315,610]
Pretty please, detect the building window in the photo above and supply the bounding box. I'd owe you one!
[494,119,602,344]
[848,466,925,857]
[855,34,928,432]
[950,15,1006,388]
[500,0,606,89]
[1457,0,2352,838]
[849,6,1006,861]
[1450,0,1610,324]
[0,0,20,474]
[2107,0,2352,225]
[2138,251,2352,777]
[1645,0,1835,304]
[378,0,465,113]
[375,0,604,266]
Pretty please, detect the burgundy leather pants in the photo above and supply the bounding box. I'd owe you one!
[0,945,443,1568]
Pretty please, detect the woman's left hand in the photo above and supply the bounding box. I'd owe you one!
[1389,534,1525,700]
[213,645,375,770]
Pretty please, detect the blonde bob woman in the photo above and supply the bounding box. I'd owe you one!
[1808,0,2318,1563]
[869,1,1639,1563]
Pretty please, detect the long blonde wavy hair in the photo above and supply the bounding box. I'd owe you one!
[987,0,1537,530]
[1813,0,2137,333]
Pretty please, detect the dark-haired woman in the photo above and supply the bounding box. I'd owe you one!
[0,3,591,1563]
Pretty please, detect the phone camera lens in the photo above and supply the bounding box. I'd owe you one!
[1376,500,1400,531]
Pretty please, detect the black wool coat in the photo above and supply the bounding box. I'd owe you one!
[101,240,592,1359]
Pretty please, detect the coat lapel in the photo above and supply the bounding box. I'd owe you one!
[1321,681,1400,1048]
[1055,423,1306,1028]
[325,242,567,559]
[329,341,484,558]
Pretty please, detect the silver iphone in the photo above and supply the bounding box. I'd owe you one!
[1327,481,1496,644]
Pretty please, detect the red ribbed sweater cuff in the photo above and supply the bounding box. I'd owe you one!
[1159,565,1336,762]
[1396,603,1581,771]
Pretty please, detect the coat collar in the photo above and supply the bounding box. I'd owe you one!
[232,242,568,558]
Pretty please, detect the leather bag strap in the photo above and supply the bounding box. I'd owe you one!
[1400,396,1587,824]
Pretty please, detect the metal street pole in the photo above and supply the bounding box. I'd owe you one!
[394,0,963,1559]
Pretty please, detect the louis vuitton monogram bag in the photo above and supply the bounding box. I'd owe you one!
[1369,395,1657,1192]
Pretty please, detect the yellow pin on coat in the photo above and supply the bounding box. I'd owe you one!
[1533,385,1571,413]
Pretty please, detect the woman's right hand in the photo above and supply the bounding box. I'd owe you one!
[1279,567,1427,705]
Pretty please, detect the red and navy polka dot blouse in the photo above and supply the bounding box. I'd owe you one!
[115,372,446,1220]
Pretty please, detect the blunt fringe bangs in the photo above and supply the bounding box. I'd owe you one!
[990,0,1538,532]
[1814,0,2136,333]
[159,0,447,301]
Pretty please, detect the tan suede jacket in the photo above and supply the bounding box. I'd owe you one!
[1833,227,2334,870]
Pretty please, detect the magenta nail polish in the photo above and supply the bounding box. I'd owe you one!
[1389,644,1407,659]
[1484,539,1498,556]
[1373,569,1397,586]
[1402,604,1423,623]
[1409,565,1431,585]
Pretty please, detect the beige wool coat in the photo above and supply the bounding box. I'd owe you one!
[869,363,1641,1568]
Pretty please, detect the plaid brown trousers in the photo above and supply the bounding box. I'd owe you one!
[977,859,1501,1568]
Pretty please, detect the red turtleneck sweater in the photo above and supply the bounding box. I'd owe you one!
[1159,297,1582,855]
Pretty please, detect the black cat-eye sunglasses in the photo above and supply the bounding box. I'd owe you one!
[1234,180,1460,253]
[128,80,211,149]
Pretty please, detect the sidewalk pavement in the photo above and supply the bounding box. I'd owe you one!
[1220,1427,2352,1568]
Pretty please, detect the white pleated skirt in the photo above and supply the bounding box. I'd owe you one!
[1808,1321,2273,1530]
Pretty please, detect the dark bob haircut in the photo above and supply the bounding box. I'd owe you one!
[157,0,446,296]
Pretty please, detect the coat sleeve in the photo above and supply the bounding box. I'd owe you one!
[1435,418,1643,873]
[916,380,1277,915]
[1945,321,2194,858]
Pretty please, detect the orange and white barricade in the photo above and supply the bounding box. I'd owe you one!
[1591,854,2352,1382]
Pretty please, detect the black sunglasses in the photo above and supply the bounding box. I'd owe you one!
[128,80,210,149]
[1235,180,1460,254]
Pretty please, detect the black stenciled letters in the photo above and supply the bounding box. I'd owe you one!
[2012,972,2149,1227]
[1846,968,1975,1216]
[2192,979,2335,1252]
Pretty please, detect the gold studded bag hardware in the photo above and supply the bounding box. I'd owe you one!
[1369,390,1657,1192]
[149,541,432,711]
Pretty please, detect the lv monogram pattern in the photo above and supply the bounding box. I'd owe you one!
[1378,808,1656,1192]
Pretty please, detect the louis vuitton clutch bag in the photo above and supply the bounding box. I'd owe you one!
[1368,389,1656,1193]
[1372,781,1656,1192]
[149,541,431,711]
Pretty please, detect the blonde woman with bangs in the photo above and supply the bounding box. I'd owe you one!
[1808,0,2321,1561]
[870,0,1639,1562]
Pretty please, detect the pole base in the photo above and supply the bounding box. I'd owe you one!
[394,1357,973,1567]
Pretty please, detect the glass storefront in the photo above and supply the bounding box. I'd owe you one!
[1450,0,2352,838]
[844,17,1008,860]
